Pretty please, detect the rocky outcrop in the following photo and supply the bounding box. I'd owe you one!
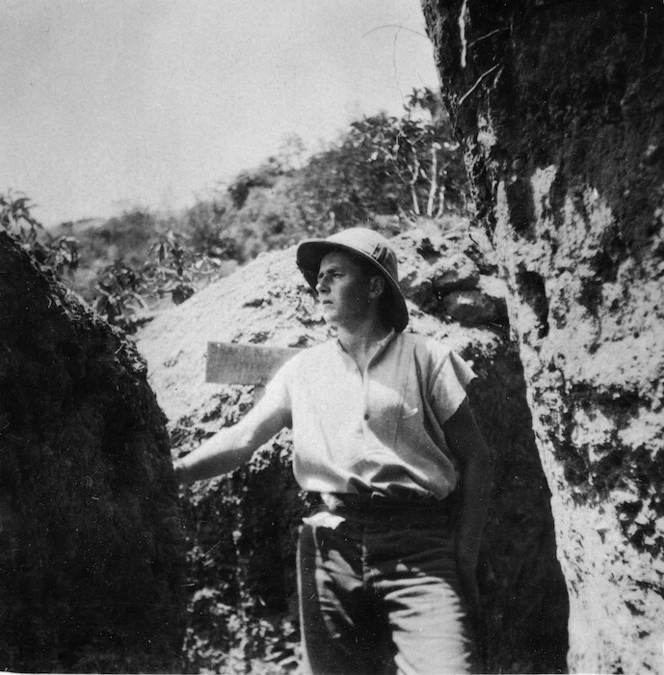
[0,232,185,672]
[420,2,664,672]
[394,216,507,328]
[138,223,568,673]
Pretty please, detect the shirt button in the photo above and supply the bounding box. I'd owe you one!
[364,413,369,421]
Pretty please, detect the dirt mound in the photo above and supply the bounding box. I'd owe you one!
[0,232,185,673]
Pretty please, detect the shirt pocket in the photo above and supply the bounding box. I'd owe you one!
[393,378,426,450]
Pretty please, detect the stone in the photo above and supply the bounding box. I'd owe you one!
[443,289,502,326]
[392,223,481,313]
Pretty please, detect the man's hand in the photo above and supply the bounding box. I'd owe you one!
[172,458,192,486]
[455,543,481,616]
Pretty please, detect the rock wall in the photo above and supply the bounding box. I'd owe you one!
[420,2,664,672]
[138,221,568,673]
[0,232,185,672]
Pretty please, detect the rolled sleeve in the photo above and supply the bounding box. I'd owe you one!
[429,349,476,425]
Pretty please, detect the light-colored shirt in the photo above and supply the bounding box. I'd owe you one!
[263,331,476,499]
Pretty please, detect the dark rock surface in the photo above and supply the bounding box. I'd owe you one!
[0,232,186,672]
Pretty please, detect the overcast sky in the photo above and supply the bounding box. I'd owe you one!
[1,0,438,227]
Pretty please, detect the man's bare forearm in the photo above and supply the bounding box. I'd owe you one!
[442,400,494,568]
[456,446,494,569]
[173,427,255,486]
[173,397,288,486]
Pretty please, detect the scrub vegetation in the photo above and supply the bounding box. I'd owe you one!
[1,88,468,333]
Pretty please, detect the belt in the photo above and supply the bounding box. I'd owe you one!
[323,491,453,513]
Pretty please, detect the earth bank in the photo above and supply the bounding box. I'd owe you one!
[420,2,664,671]
[0,232,186,673]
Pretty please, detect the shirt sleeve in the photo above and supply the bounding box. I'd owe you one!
[262,357,295,428]
[428,346,476,425]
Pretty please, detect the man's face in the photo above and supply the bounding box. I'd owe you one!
[316,251,374,328]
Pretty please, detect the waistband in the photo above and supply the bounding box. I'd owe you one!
[322,491,453,513]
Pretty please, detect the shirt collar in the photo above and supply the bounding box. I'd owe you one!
[334,328,397,365]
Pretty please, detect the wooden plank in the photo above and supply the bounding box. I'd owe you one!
[206,342,301,385]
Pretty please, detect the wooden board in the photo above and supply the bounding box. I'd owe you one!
[206,342,301,385]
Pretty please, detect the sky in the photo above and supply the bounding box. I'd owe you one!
[1,0,439,227]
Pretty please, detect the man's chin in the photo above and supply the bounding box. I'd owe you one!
[321,311,339,329]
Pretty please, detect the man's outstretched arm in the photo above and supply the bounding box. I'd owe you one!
[173,395,288,486]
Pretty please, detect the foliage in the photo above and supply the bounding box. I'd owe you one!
[90,230,231,331]
[182,587,300,674]
[94,259,148,331]
[227,156,282,210]
[3,87,471,335]
[176,88,470,258]
[0,195,229,333]
[184,200,241,260]
[89,208,162,266]
[291,88,469,234]
[143,230,226,305]
[0,194,131,333]
[0,192,79,276]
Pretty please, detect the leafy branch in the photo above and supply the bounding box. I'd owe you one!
[0,192,80,275]
[143,230,225,305]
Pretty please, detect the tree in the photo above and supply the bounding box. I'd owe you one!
[419,2,664,672]
[349,89,468,218]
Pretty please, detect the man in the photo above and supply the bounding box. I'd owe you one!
[174,227,493,674]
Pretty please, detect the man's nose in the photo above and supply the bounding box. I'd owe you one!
[316,274,329,294]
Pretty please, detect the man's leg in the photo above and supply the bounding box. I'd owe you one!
[369,515,475,675]
[297,519,386,674]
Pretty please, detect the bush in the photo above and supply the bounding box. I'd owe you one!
[0,192,80,277]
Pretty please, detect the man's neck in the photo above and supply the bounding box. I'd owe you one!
[336,321,393,372]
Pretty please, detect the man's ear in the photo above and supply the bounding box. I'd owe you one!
[368,275,385,299]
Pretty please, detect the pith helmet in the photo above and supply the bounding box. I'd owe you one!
[296,227,409,332]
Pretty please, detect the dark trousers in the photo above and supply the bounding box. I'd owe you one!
[297,498,473,674]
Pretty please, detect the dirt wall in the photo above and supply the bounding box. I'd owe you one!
[0,232,185,672]
[420,2,664,672]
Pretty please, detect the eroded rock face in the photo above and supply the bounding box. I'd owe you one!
[420,2,664,672]
[0,233,185,672]
[393,219,508,327]
[138,223,567,673]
